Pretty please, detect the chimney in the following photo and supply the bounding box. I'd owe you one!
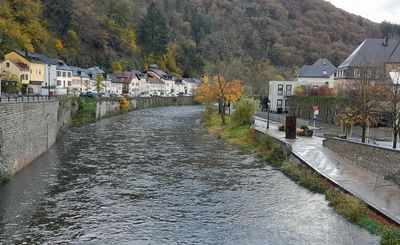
[383,35,389,47]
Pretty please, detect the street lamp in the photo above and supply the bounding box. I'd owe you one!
[267,100,270,130]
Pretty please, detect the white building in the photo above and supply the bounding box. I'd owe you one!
[52,59,73,95]
[70,66,91,94]
[182,78,200,95]
[269,80,298,113]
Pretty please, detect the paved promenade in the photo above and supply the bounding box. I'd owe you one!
[254,116,400,225]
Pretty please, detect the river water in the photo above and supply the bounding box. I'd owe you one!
[0,106,378,244]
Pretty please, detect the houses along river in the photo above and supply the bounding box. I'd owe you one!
[0,106,378,244]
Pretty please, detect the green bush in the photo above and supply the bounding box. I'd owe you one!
[72,99,97,125]
[264,147,286,167]
[325,189,368,223]
[300,125,309,130]
[231,100,257,127]
[280,162,327,193]
[382,228,400,245]
[0,171,10,184]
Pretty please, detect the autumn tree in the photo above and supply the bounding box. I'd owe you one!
[195,75,244,125]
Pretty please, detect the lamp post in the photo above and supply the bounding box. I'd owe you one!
[267,100,270,130]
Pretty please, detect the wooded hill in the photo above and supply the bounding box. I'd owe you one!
[1,0,399,82]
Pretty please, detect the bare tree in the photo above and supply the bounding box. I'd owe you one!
[341,63,386,143]
[385,71,400,148]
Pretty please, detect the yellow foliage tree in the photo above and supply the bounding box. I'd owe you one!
[112,62,123,72]
[294,86,304,96]
[195,74,244,125]
[55,39,64,51]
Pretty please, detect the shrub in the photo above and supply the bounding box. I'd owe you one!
[264,147,286,167]
[280,162,327,193]
[72,99,97,125]
[0,171,10,184]
[382,228,400,245]
[325,189,368,223]
[231,100,257,127]
[300,125,309,130]
[120,96,130,110]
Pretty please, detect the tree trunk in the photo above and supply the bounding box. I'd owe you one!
[219,100,225,125]
[361,126,367,143]
[393,131,398,149]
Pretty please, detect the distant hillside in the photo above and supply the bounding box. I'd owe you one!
[1,0,400,78]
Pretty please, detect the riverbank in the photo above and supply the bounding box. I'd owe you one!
[202,109,400,245]
[0,96,194,181]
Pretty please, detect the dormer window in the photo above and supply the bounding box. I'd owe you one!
[323,61,327,66]
[322,70,327,75]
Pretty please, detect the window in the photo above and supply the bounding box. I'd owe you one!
[68,72,71,77]
[68,81,71,86]
[313,85,319,89]
[63,81,66,87]
[6,62,10,68]
[322,70,327,75]
[277,84,283,95]
[57,71,61,76]
[286,85,292,95]
[25,74,28,80]
[57,80,61,86]
[20,75,24,80]
[39,70,41,75]
[285,99,290,108]
[277,99,283,108]
[62,72,66,77]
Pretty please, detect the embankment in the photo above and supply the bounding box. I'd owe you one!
[0,96,194,176]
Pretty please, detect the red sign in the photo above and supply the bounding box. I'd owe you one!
[312,104,319,111]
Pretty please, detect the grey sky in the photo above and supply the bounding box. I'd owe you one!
[325,0,400,24]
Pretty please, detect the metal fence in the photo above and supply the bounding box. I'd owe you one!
[0,95,69,103]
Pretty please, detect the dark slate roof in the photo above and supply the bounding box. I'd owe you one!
[182,78,201,84]
[338,39,400,68]
[298,58,336,78]
[108,74,122,83]
[49,58,73,71]
[70,66,90,78]
[15,50,54,64]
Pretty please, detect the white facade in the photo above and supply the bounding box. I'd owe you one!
[269,80,334,113]
[55,69,73,95]
[297,75,335,88]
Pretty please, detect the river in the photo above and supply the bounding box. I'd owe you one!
[0,106,378,244]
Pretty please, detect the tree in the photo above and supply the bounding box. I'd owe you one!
[195,74,244,125]
[137,2,170,55]
[384,71,400,148]
[112,62,122,72]
[95,73,104,93]
[340,63,386,143]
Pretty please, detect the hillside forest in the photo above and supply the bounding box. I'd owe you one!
[1,0,400,95]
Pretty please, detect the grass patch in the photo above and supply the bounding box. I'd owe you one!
[281,161,327,194]
[325,189,368,222]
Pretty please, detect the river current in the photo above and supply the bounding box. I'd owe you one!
[0,106,378,244]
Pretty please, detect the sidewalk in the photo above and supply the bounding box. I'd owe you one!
[254,116,400,225]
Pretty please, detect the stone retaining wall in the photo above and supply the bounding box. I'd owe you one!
[0,96,194,175]
[254,129,292,157]
[323,137,400,185]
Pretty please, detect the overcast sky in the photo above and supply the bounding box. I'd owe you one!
[325,0,400,24]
